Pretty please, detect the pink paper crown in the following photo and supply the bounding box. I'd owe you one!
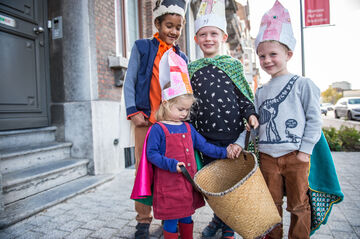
[159,49,193,101]
[255,0,296,51]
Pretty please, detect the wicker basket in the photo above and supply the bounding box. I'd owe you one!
[194,152,281,239]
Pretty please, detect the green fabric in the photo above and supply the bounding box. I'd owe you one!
[188,55,254,102]
[194,149,203,170]
[134,196,153,206]
[309,131,344,235]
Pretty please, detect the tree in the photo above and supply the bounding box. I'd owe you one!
[321,86,342,104]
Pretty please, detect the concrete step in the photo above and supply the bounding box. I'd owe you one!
[0,142,72,174]
[2,159,89,205]
[0,174,115,229]
[0,127,57,150]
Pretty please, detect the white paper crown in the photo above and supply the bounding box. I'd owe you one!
[255,0,296,51]
[159,49,193,101]
[195,0,227,34]
[153,0,189,20]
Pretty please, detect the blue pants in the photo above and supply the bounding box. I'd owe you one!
[163,216,192,233]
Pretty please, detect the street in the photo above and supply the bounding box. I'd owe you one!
[322,110,360,131]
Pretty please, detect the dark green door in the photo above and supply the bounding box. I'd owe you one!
[0,0,49,130]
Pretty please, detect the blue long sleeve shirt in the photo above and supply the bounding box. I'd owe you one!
[146,123,227,173]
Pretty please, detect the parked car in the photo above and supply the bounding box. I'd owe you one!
[320,104,328,116]
[320,103,334,111]
[333,97,360,120]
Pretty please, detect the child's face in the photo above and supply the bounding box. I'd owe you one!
[194,26,228,58]
[257,41,293,78]
[155,14,183,45]
[165,96,194,122]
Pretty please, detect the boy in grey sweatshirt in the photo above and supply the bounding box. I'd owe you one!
[253,1,321,238]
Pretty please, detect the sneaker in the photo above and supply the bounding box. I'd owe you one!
[201,216,224,237]
[221,225,235,239]
[135,223,150,239]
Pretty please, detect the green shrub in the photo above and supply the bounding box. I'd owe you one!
[322,127,342,151]
[322,126,360,151]
[338,126,360,151]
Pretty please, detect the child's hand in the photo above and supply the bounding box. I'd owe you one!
[130,113,150,127]
[247,115,259,130]
[176,162,186,173]
[297,151,310,163]
[226,144,242,159]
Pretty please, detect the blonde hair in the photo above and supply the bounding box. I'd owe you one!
[156,94,195,122]
[257,40,291,54]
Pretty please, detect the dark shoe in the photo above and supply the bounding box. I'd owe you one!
[201,216,223,237]
[221,225,234,239]
[135,223,150,239]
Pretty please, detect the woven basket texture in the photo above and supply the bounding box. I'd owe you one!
[194,152,281,239]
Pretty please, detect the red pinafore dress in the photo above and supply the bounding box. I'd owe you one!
[152,122,205,220]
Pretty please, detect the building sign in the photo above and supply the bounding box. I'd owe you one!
[305,0,330,26]
[0,14,16,28]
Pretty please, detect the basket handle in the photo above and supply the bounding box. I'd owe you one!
[179,165,208,199]
[244,129,257,152]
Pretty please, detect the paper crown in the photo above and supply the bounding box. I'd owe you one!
[159,49,193,101]
[153,0,189,20]
[255,0,296,51]
[195,0,227,34]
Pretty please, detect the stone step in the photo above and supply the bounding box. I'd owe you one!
[0,174,115,229]
[0,142,72,174]
[0,127,57,150]
[2,159,89,205]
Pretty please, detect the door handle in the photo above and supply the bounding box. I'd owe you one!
[33,26,44,34]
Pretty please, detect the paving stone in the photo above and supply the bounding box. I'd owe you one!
[353,226,360,237]
[311,233,336,239]
[102,218,128,230]
[30,220,58,234]
[59,220,85,232]
[117,211,137,220]
[72,212,99,223]
[39,206,68,217]
[0,153,359,239]
[331,231,359,239]
[16,230,46,239]
[113,225,136,238]
[26,214,53,226]
[50,213,77,225]
[64,228,94,239]
[89,227,118,239]
[328,220,354,232]
[0,231,16,239]
[43,229,71,239]
[80,219,107,231]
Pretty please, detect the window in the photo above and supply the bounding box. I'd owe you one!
[127,0,139,55]
[115,0,126,57]
[115,0,140,58]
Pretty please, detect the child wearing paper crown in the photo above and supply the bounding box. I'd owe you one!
[144,49,235,238]
[253,1,321,238]
[188,0,259,238]
[123,1,189,238]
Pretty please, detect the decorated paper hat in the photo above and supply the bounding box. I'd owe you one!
[159,49,193,101]
[153,0,189,20]
[195,0,227,34]
[255,0,296,51]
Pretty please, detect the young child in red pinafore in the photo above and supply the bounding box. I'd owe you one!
[145,49,235,238]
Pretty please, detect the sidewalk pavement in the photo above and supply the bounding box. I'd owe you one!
[0,152,359,239]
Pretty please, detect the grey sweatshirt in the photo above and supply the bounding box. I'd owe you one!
[254,74,321,157]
